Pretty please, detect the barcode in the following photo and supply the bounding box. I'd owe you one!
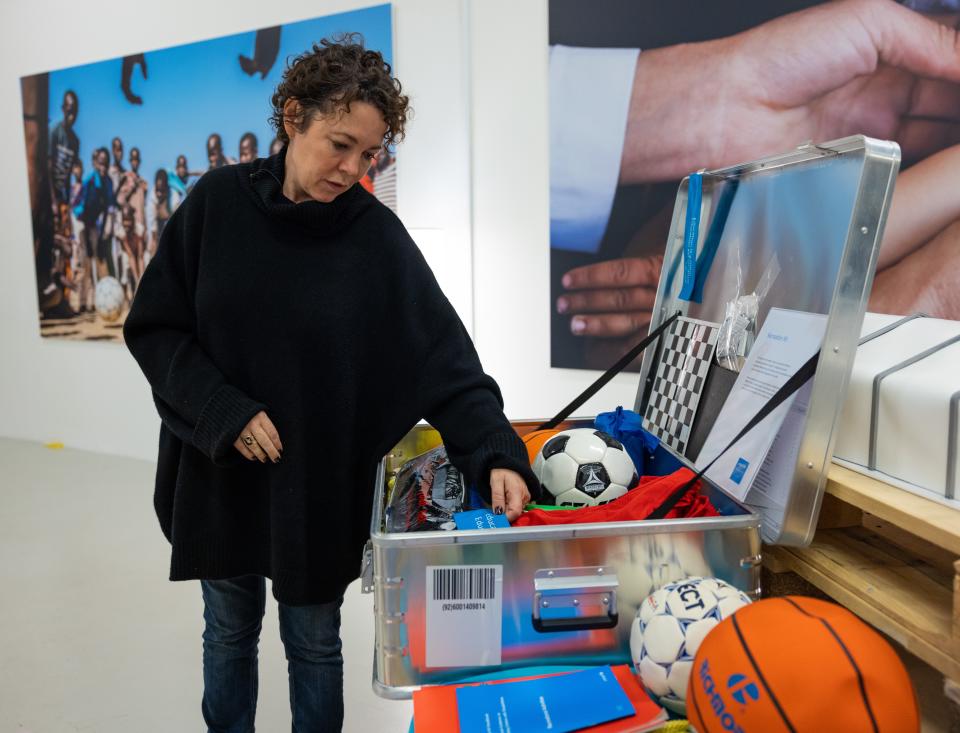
[432,567,496,601]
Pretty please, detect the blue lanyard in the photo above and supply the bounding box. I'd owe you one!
[690,178,738,303]
[679,172,702,301]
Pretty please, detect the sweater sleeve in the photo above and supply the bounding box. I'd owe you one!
[123,179,266,465]
[417,317,540,503]
[403,243,540,503]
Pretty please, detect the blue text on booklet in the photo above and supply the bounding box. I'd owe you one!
[453,509,510,531]
[455,665,634,733]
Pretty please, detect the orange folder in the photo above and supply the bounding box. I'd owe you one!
[412,664,667,733]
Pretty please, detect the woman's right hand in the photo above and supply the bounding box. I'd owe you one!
[234,411,283,463]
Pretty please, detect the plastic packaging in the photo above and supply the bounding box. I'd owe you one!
[385,446,465,533]
[715,254,780,372]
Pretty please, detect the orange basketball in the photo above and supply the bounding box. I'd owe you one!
[520,429,561,465]
[686,596,918,733]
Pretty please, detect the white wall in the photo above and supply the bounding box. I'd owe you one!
[468,0,642,421]
[0,0,475,460]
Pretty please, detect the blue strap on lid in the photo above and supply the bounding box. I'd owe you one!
[678,172,703,301]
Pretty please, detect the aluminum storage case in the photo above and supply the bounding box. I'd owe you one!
[365,136,900,697]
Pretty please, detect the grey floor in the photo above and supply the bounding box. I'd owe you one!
[0,438,412,732]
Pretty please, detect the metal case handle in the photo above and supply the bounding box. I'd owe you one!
[531,567,619,633]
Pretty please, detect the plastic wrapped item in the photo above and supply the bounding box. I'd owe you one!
[385,446,465,533]
[715,255,780,372]
[715,294,759,371]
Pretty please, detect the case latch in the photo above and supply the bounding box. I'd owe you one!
[360,541,374,594]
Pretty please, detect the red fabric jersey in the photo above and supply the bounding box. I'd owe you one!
[513,469,719,527]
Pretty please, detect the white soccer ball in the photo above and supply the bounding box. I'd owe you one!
[532,428,638,507]
[629,576,752,715]
[95,276,126,322]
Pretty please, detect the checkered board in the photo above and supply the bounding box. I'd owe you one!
[642,316,720,454]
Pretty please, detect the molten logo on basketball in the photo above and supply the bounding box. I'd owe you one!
[727,673,760,705]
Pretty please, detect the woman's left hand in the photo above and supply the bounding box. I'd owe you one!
[490,468,531,522]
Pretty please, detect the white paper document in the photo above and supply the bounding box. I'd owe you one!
[748,379,813,510]
[695,308,827,501]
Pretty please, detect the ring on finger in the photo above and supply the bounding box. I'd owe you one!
[242,434,255,446]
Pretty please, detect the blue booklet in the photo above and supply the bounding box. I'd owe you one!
[455,666,634,733]
[453,508,510,531]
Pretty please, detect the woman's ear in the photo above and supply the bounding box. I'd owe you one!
[282,98,302,140]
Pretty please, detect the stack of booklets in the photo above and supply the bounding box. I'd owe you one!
[412,665,667,733]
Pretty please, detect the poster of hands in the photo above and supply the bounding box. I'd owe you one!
[22,4,395,343]
[549,0,960,371]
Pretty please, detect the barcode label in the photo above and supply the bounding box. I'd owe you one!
[426,565,503,667]
[432,567,496,601]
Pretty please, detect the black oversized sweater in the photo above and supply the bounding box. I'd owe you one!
[123,151,538,605]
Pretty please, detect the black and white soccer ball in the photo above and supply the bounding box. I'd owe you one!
[532,428,638,507]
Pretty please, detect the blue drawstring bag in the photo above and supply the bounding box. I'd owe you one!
[594,406,660,478]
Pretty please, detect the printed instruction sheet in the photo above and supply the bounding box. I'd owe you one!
[696,308,827,502]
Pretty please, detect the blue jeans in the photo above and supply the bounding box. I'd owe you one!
[200,576,344,733]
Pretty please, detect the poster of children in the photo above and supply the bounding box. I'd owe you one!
[21,4,395,342]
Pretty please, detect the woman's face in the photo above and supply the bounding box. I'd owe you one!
[283,100,386,203]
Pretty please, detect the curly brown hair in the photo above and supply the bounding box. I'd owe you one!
[270,33,410,147]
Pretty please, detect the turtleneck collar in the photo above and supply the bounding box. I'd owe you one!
[241,147,371,235]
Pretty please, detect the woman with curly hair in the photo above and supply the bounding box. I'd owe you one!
[123,34,538,732]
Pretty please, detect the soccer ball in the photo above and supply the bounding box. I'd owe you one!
[95,276,126,322]
[532,428,638,507]
[630,577,752,715]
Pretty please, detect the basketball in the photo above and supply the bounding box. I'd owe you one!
[520,428,560,464]
[686,596,919,733]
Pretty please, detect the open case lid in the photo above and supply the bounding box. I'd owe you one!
[633,135,900,547]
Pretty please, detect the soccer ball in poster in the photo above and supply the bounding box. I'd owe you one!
[630,577,752,715]
[95,276,126,322]
[532,428,638,507]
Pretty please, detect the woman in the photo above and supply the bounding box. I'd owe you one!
[123,36,537,732]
